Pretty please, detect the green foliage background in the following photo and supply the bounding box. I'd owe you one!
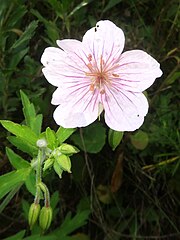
[0,0,179,239]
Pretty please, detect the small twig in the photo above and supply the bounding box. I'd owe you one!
[79,128,107,232]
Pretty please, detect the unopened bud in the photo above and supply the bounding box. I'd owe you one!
[39,206,53,231]
[43,158,54,171]
[57,154,71,173]
[59,143,79,155]
[28,203,41,229]
[36,139,47,148]
[53,160,63,178]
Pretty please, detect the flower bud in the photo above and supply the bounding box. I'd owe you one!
[43,158,54,171]
[53,160,63,178]
[36,139,47,148]
[28,203,41,229]
[39,206,53,231]
[59,143,79,155]
[57,154,71,173]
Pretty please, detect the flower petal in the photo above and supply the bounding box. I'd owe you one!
[53,87,100,128]
[56,39,82,51]
[82,20,125,67]
[41,47,66,67]
[41,45,89,87]
[114,50,162,92]
[51,77,91,105]
[102,87,149,131]
[41,47,66,86]
[56,39,92,65]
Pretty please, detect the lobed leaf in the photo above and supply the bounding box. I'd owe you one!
[56,127,76,144]
[20,90,43,135]
[0,120,38,145]
[6,147,30,169]
[46,127,57,149]
[8,136,38,157]
[0,168,31,200]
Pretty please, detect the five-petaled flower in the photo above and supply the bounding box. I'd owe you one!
[41,20,162,131]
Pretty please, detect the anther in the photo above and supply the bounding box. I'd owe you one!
[88,54,92,62]
[86,63,93,71]
[90,84,95,91]
[100,89,105,94]
[112,73,119,77]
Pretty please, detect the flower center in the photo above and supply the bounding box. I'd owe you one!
[85,54,120,95]
[86,55,109,94]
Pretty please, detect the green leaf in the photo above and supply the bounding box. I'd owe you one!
[46,127,57,149]
[34,114,43,135]
[22,199,30,220]
[6,147,30,169]
[31,9,59,45]
[71,122,106,153]
[130,130,149,150]
[166,71,180,85]
[56,127,76,144]
[0,184,22,214]
[103,0,122,13]
[8,136,38,157]
[68,0,90,17]
[20,90,42,135]
[108,129,123,151]
[25,170,43,198]
[46,0,63,19]
[10,20,38,52]
[1,120,38,145]
[70,233,90,240]
[0,168,31,200]
[53,210,90,237]
[50,191,60,211]
[25,171,37,197]
[20,90,36,123]
[24,235,56,240]
[3,230,26,240]
[9,48,29,69]
[5,4,27,29]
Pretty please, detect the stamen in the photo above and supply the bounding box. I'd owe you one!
[86,63,93,71]
[112,73,119,77]
[89,84,95,91]
[100,89,105,94]
[100,55,104,72]
[86,72,96,77]
[88,54,92,62]
[86,54,110,94]
[98,103,103,120]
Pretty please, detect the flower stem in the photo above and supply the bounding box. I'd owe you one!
[36,149,43,185]
[34,147,47,204]
[38,182,51,208]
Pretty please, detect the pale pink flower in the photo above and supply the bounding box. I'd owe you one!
[41,20,162,131]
